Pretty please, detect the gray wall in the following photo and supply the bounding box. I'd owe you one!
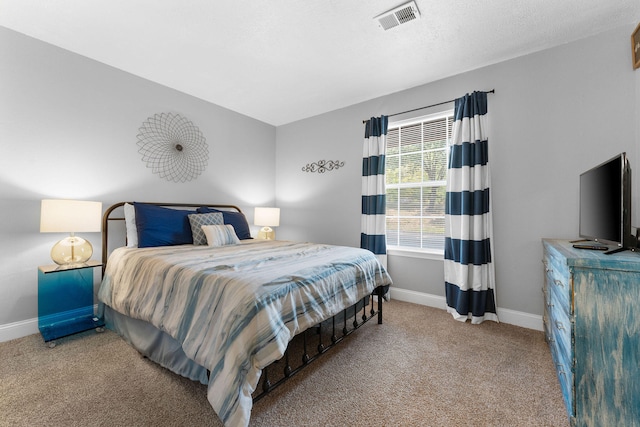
[1,22,639,336]
[276,24,640,317]
[0,27,276,328]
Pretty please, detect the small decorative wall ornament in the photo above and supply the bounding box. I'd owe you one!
[136,112,208,183]
[302,159,345,173]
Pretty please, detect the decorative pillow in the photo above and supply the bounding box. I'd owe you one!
[202,224,240,247]
[124,203,138,248]
[196,207,252,240]
[188,212,224,245]
[134,203,194,248]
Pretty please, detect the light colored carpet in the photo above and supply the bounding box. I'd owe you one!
[0,300,568,426]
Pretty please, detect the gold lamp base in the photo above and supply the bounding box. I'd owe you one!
[50,234,93,265]
[257,226,275,240]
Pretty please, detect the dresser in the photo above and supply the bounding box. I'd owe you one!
[542,239,640,427]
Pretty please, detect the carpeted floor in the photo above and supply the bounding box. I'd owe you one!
[0,300,568,426]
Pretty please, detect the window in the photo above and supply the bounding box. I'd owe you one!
[385,110,454,253]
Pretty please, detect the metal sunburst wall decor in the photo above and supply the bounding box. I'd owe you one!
[136,112,208,183]
[302,159,345,173]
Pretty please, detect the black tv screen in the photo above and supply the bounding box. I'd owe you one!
[579,153,631,248]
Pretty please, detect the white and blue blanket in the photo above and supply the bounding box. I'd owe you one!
[98,240,392,427]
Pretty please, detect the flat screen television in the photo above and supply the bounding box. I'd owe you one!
[579,152,632,252]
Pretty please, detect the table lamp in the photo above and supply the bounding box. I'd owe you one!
[40,199,102,266]
[254,207,280,240]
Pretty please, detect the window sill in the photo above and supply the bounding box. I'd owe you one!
[387,248,444,261]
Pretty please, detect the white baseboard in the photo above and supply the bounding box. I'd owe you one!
[390,287,543,331]
[0,317,39,343]
[0,304,102,344]
[495,306,543,331]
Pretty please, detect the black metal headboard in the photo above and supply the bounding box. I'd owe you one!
[101,202,243,274]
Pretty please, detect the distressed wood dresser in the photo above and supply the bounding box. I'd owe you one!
[542,239,640,427]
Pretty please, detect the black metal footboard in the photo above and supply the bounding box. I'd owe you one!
[252,285,388,402]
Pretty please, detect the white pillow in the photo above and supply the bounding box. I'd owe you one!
[202,224,240,247]
[124,203,138,248]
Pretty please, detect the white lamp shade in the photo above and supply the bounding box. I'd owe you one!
[40,199,102,233]
[254,207,280,227]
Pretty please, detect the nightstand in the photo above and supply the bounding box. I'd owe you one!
[37,260,104,347]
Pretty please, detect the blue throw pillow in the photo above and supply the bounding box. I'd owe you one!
[196,207,253,240]
[134,203,194,248]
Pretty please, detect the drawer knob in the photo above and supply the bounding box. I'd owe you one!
[553,279,564,288]
[555,320,565,331]
[557,365,567,378]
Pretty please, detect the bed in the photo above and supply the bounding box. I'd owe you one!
[97,202,392,427]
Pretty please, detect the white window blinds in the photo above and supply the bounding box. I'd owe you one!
[385,111,453,251]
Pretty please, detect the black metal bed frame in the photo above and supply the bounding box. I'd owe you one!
[253,291,384,402]
[101,202,386,403]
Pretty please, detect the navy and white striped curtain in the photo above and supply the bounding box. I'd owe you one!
[444,92,498,324]
[361,116,388,266]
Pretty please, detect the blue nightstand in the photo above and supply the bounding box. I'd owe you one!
[37,260,104,347]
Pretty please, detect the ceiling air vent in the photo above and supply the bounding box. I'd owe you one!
[375,1,421,31]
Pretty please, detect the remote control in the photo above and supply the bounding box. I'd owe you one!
[572,244,609,251]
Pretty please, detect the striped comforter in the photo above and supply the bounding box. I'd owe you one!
[98,240,392,427]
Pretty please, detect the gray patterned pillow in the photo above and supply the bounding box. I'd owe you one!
[188,212,224,245]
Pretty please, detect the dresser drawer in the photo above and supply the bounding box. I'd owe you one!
[548,272,571,315]
[554,352,574,419]
[547,331,574,418]
[543,246,571,315]
[546,306,574,419]
[543,246,570,279]
[547,302,572,364]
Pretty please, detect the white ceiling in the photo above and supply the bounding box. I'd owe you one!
[1,0,639,126]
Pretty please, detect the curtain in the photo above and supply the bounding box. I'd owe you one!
[361,116,388,266]
[444,92,498,324]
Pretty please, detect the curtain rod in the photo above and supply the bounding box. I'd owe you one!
[362,89,495,123]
